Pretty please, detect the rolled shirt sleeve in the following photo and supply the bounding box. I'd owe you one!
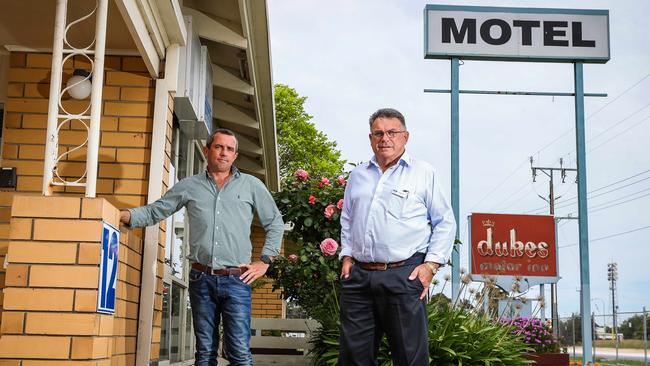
[128,181,187,228]
[251,178,284,257]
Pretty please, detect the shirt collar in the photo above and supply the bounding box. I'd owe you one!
[369,150,412,169]
[204,165,241,179]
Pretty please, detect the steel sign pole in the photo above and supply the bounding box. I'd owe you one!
[450,57,460,301]
[574,61,593,365]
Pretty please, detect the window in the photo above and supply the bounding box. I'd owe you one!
[159,122,205,365]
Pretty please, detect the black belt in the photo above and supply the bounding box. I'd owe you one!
[191,263,243,276]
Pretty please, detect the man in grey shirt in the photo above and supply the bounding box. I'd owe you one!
[120,128,284,366]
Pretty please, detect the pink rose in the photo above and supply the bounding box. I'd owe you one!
[320,238,338,256]
[336,199,344,210]
[317,177,331,187]
[294,169,309,181]
[308,195,316,205]
[288,254,298,262]
[337,175,347,186]
[324,204,336,219]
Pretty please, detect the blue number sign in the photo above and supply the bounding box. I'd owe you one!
[97,222,119,314]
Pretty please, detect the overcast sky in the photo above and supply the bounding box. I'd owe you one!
[267,0,650,320]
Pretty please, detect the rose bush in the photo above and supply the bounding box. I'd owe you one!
[267,170,347,327]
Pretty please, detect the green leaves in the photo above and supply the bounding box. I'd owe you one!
[275,84,346,181]
[427,299,532,365]
[309,297,532,365]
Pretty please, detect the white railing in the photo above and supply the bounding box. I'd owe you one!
[231,318,320,366]
[43,0,107,197]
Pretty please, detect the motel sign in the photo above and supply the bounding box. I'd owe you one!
[425,5,610,62]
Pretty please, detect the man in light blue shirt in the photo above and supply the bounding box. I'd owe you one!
[120,128,283,366]
[339,108,456,366]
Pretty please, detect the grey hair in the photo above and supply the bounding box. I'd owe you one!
[368,108,406,129]
[206,128,239,151]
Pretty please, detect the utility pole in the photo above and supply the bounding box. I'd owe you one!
[607,262,619,358]
[530,157,577,339]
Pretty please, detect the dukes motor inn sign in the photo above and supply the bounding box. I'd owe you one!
[469,213,558,282]
[424,5,610,63]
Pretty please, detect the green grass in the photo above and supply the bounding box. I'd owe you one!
[593,340,648,349]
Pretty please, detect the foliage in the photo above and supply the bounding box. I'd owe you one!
[428,300,533,365]
[267,171,346,327]
[499,317,559,353]
[273,171,346,245]
[309,296,533,366]
[274,84,346,181]
[620,314,650,340]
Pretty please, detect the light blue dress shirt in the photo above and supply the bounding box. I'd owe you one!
[340,151,456,265]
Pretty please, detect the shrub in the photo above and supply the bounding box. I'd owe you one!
[310,296,533,366]
[267,171,346,327]
[500,317,559,354]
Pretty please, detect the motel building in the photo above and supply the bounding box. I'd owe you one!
[0,0,285,365]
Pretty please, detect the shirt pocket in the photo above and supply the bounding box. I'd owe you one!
[236,194,254,211]
[386,189,409,219]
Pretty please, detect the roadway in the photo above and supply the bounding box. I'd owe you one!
[571,347,649,362]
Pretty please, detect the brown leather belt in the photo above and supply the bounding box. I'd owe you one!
[355,259,407,271]
[191,262,243,276]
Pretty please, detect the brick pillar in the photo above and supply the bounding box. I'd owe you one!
[0,195,121,364]
[250,225,285,318]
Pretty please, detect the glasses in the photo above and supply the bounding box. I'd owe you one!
[371,130,407,139]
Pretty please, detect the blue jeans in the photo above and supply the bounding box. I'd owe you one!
[188,268,253,366]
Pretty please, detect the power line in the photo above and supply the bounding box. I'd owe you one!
[582,169,650,194]
[490,180,532,211]
[559,224,650,248]
[526,168,650,213]
[586,73,650,120]
[532,73,650,158]
[586,103,650,144]
[588,114,650,153]
[589,190,650,213]
[468,157,529,211]
[553,105,650,162]
[559,188,650,218]
[556,176,650,208]
[469,73,650,213]
[536,103,650,175]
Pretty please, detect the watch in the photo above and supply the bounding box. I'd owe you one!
[424,262,439,275]
[260,255,273,264]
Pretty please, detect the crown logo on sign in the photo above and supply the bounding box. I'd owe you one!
[482,219,495,228]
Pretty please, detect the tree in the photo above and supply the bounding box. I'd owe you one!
[620,314,649,340]
[274,84,345,182]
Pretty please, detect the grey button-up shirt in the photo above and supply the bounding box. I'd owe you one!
[128,168,284,269]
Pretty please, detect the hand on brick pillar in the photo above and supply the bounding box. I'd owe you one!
[119,210,131,225]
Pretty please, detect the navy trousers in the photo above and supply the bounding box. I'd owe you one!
[339,254,429,366]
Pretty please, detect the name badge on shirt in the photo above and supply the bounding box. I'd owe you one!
[391,189,409,198]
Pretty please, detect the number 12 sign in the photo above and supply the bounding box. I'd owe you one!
[97,222,119,314]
